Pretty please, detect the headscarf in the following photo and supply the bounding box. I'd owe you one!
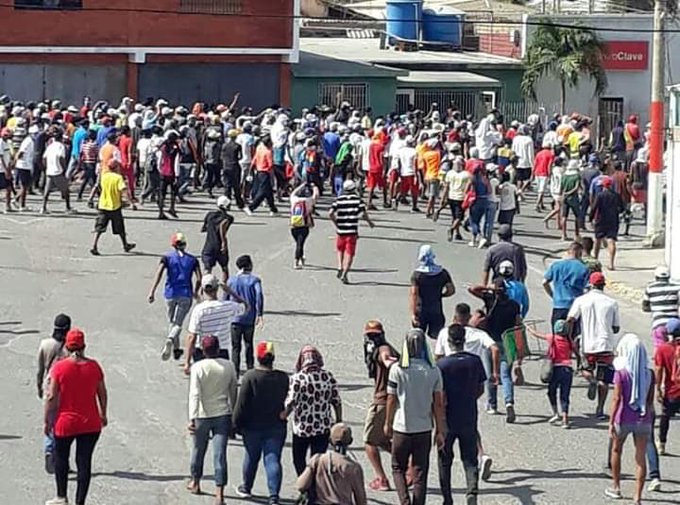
[415,244,442,275]
[614,334,652,416]
[400,329,434,368]
[295,345,324,373]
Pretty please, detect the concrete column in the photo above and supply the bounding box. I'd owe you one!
[667,89,680,281]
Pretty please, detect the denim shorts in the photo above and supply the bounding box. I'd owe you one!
[615,423,652,440]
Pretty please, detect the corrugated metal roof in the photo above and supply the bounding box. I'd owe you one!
[398,70,502,87]
[293,51,407,78]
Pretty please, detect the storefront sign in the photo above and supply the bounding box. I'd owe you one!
[602,41,649,71]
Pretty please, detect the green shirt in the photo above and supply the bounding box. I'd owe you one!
[561,172,581,195]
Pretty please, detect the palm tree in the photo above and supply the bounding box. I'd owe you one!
[521,20,608,114]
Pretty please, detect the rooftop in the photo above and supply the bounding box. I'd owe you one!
[293,51,407,78]
[300,37,523,69]
[333,0,536,19]
[398,70,501,87]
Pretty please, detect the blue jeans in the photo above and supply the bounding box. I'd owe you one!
[191,415,231,487]
[242,424,286,500]
[485,359,514,410]
[178,163,193,195]
[469,198,489,238]
[547,366,573,414]
[333,175,344,196]
[44,410,55,454]
[484,201,497,242]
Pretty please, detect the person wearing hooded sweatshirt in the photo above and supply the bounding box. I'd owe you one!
[296,423,367,505]
[283,346,342,476]
[384,328,445,505]
[606,334,654,504]
[37,313,72,474]
[409,245,455,339]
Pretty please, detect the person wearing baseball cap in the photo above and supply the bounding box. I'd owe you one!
[295,423,367,505]
[148,231,202,362]
[642,265,680,347]
[200,195,234,284]
[654,318,680,456]
[233,340,289,504]
[44,328,107,505]
[567,270,621,419]
[589,172,622,271]
[186,335,238,502]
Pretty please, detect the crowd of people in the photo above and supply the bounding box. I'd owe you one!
[6,93,675,505]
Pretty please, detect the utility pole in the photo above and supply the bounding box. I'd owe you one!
[645,0,666,247]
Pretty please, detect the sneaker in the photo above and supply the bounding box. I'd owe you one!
[234,485,251,498]
[87,201,94,208]
[45,498,68,505]
[157,213,169,220]
[411,206,421,213]
[173,348,184,361]
[480,455,493,482]
[647,478,661,492]
[478,238,489,249]
[657,440,666,455]
[548,414,560,424]
[587,381,597,401]
[45,452,55,474]
[595,410,608,421]
[244,207,253,216]
[447,228,454,242]
[268,498,280,505]
[19,206,32,212]
[368,477,390,491]
[40,208,49,215]
[455,233,464,241]
[336,269,343,279]
[168,209,178,218]
[506,404,516,424]
[486,407,499,415]
[161,340,173,361]
[603,487,622,499]
[269,211,278,216]
[561,420,571,429]
[340,274,349,285]
[468,240,477,248]
[124,243,137,253]
[89,248,100,256]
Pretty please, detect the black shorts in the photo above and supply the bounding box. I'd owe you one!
[94,208,125,235]
[17,170,32,188]
[583,352,615,384]
[595,225,619,241]
[561,197,581,218]
[418,312,446,339]
[448,199,465,220]
[0,173,9,190]
[202,251,229,272]
[516,167,532,182]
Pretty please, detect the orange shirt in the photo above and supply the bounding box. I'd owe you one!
[98,142,121,173]
[253,144,273,173]
[422,150,441,181]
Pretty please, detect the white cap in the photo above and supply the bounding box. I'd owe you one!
[486,163,499,173]
[654,265,670,279]
[201,273,219,289]
[499,260,514,277]
[343,180,357,192]
[567,159,580,170]
[28,124,40,134]
[217,195,231,209]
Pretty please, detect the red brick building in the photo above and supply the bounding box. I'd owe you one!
[0,0,298,108]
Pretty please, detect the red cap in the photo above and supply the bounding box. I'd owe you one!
[65,328,85,351]
[601,176,613,188]
[256,341,275,360]
[590,271,606,287]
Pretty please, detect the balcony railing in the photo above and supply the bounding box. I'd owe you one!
[178,0,242,14]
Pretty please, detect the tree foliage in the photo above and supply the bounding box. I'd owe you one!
[521,20,608,113]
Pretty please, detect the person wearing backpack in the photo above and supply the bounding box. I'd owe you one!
[37,313,72,474]
[289,182,318,270]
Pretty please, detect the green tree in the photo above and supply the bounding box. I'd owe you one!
[521,20,608,114]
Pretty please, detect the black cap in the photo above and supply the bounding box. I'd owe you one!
[53,314,71,340]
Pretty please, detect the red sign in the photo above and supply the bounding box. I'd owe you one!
[602,41,649,71]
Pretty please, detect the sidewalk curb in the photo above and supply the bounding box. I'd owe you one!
[606,280,644,305]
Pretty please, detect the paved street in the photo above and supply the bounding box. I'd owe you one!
[0,191,678,505]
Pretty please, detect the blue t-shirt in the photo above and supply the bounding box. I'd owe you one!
[437,352,486,432]
[226,272,263,326]
[322,132,340,160]
[162,251,198,299]
[71,127,88,159]
[505,279,530,318]
[544,258,589,309]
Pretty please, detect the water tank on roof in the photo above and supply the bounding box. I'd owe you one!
[422,6,464,48]
[385,0,423,43]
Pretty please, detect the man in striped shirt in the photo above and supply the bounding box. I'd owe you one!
[643,266,680,337]
[183,274,249,375]
[329,180,374,284]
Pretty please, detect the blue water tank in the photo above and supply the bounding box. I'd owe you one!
[385,0,423,42]
[422,6,464,47]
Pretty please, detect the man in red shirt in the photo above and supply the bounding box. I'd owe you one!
[533,145,554,212]
[366,135,387,210]
[118,126,136,206]
[655,318,680,455]
[245,136,278,216]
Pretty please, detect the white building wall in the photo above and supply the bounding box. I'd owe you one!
[523,14,680,124]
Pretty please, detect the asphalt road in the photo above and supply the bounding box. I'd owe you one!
[0,189,678,505]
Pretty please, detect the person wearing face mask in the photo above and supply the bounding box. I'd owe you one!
[148,232,202,362]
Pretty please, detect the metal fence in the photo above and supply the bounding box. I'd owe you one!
[178,0,242,14]
[319,83,369,110]
[410,90,488,118]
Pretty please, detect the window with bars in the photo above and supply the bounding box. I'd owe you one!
[318,83,369,110]
[179,0,242,14]
[15,0,82,8]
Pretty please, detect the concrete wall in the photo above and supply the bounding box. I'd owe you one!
[523,14,680,123]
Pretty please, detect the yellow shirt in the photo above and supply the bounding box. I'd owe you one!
[422,150,441,181]
[98,171,126,211]
[567,131,582,158]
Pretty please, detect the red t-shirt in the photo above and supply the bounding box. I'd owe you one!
[533,149,554,177]
[118,135,132,170]
[546,334,574,367]
[368,141,385,174]
[50,358,104,437]
[654,342,680,400]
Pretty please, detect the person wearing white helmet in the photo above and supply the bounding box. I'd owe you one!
[329,179,375,284]
[200,195,234,284]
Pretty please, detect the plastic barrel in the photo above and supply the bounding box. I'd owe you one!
[385,0,423,42]
[422,6,463,47]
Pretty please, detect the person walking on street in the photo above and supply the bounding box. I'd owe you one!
[289,182,318,269]
[296,423,367,505]
[37,313,72,474]
[362,320,399,492]
[226,255,264,377]
[202,128,222,199]
[437,324,486,505]
[543,242,590,328]
[409,245,455,339]
[482,224,527,285]
[245,136,278,216]
[283,346,342,475]
[41,128,75,215]
[157,130,180,220]
[187,335,238,505]
[220,129,244,207]
[384,328,445,505]
[233,341,289,505]
[148,232,201,361]
[590,176,623,271]
[200,196,234,283]
[567,271,621,419]
[642,266,680,347]
[44,329,108,505]
[654,318,680,456]
[329,179,375,284]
